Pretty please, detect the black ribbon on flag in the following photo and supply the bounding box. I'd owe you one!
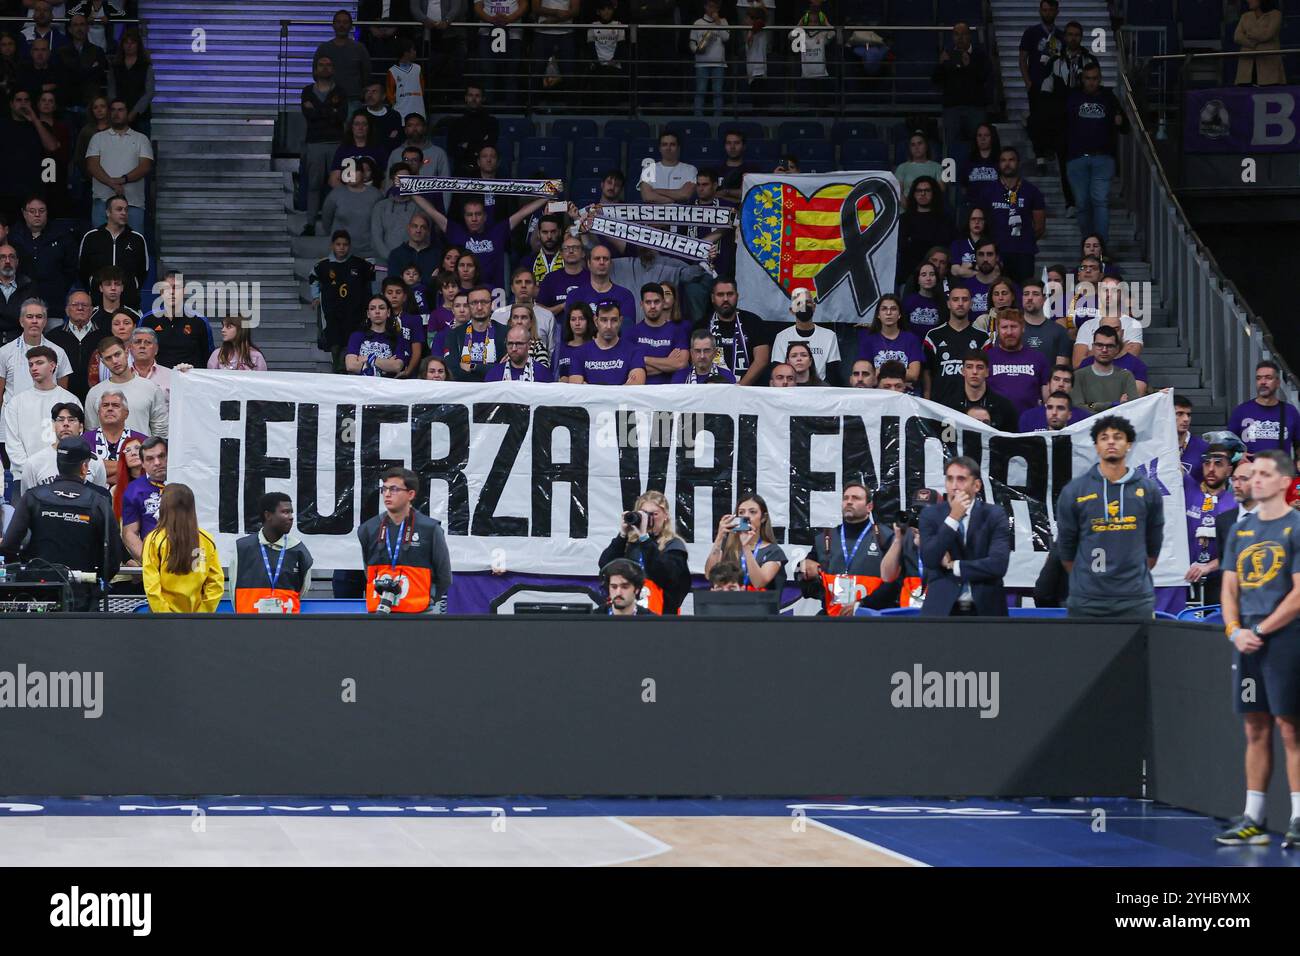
[813,179,899,318]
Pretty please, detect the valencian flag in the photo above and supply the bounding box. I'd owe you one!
[738,171,899,324]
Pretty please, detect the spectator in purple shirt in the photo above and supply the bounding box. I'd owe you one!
[971,147,1046,283]
[986,310,1051,415]
[902,261,947,334]
[538,233,590,319]
[485,324,554,383]
[949,204,991,278]
[857,295,924,389]
[1229,359,1300,456]
[381,277,425,378]
[345,295,410,377]
[1018,390,1089,431]
[671,329,738,384]
[569,301,646,385]
[566,244,637,337]
[635,283,690,384]
[1175,393,1208,483]
[415,193,548,294]
[554,301,595,383]
[122,434,167,563]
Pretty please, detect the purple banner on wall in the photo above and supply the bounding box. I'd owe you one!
[1183,86,1300,153]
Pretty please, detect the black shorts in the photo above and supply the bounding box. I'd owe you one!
[1233,624,1300,716]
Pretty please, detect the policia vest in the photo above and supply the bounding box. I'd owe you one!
[232,533,313,613]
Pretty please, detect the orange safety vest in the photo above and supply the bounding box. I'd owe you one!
[899,575,925,608]
[365,564,433,613]
[819,572,884,616]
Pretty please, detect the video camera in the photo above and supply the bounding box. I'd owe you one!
[623,510,650,533]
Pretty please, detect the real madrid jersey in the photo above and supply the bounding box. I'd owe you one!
[1224,510,1300,623]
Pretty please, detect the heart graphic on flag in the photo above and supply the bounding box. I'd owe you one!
[740,181,882,301]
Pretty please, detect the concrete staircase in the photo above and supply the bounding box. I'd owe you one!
[988,0,1223,431]
[142,0,343,371]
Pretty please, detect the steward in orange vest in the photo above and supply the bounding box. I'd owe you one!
[229,492,314,613]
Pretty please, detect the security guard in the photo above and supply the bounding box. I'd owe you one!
[229,492,314,613]
[0,437,122,610]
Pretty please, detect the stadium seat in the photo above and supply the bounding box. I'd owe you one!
[573,136,620,160]
[497,117,535,141]
[879,606,921,616]
[1176,604,1222,623]
[748,140,780,164]
[1007,607,1069,618]
[799,159,834,173]
[624,175,644,201]
[495,137,515,161]
[664,120,712,142]
[550,118,598,140]
[831,120,882,144]
[519,135,566,159]
[569,177,603,205]
[626,136,660,166]
[604,118,652,142]
[852,606,881,616]
[571,156,610,180]
[722,120,766,142]
[517,154,567,180]
[778,120,826,145]
[840,139,891,167]
[1179,0,1223,43]
[787,139,834,165]
[682,140,723,166]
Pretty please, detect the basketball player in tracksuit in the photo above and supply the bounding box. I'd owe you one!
[1218,450,1300,849]
[1053,414,1164,619]
[357,466,453,614]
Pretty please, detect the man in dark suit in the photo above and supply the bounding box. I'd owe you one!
[918,456,1011,616]
[1203,455,1255,607]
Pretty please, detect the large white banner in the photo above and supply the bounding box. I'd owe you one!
[737,170,900,324]
[170,372,1189,585]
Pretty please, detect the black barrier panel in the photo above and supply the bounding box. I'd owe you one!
[1146,622,1293,827]
[0,617,1147,796]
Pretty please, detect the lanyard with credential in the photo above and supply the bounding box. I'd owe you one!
[840,520,872,572]
[260,542,287,592]
[383,518,406,569]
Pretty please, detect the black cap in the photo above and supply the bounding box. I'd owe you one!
[56,436,94,467]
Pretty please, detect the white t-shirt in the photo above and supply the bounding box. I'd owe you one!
[24,444,108,490]
[690,17,729,64]
[477,0,523,39]
[3,385,81,482]
[491,303,557,352]
[85,127,155,209]
[1075,315,1145,348]
[770,324,842,379]
[0,335,74,442]
[588,21,625,64]
[746,28,771,79]
[648,160,699,194]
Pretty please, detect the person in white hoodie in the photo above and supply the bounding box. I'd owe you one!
[3,346,81,492]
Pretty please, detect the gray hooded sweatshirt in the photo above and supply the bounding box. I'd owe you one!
[1054,462,1165,607]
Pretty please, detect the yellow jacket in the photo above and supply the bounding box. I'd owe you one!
[143,527,225,613]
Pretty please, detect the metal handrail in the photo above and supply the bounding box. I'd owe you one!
[1114,40,1299,409]
[1147,47,1300,61]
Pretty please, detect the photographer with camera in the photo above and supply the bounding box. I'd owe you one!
[357,466,452,614]
[917,458,1010,617]
[1,437,122,611]
[600,559,658,617]
[704,494,788,593]
[597,490,690,615]
[882,487,941,609]
[797,482,901,616]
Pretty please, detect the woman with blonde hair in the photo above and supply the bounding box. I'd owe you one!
[142,483,224,613]
[597,489,691,614]
[507,302,551,367]
[705,494,788,592]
